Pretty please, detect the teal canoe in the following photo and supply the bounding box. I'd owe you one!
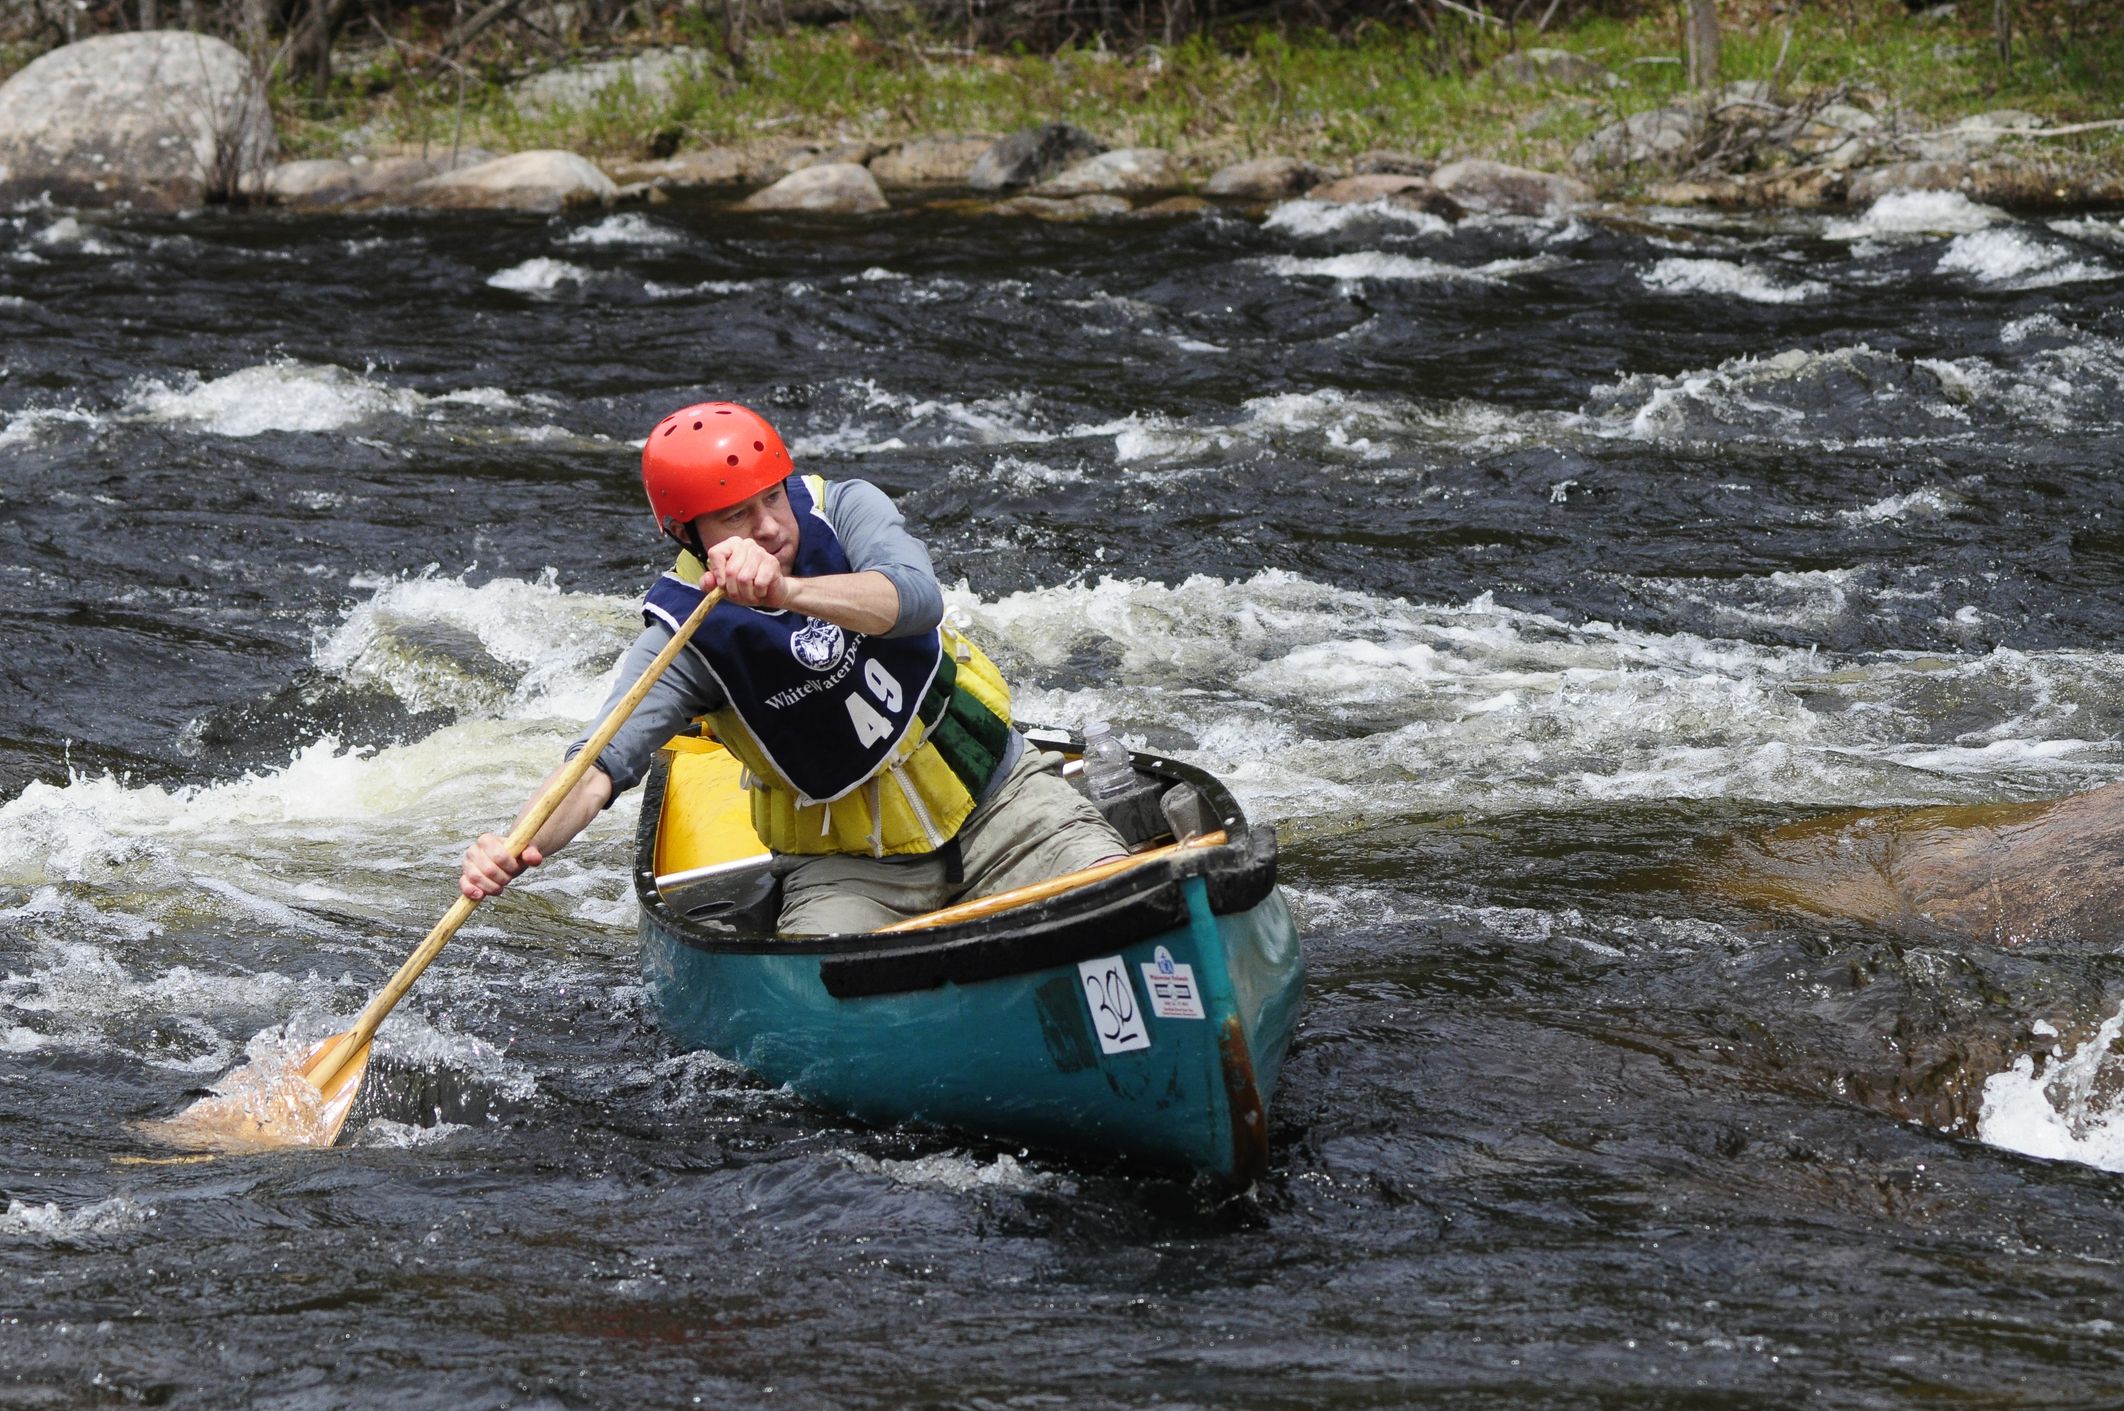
[633,727,1305,1184]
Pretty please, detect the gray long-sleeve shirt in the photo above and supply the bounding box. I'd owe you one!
[570,478,1002,798]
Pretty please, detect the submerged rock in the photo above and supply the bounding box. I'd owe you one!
[967,123,1106,191]
[1705,780,2124,944]
[868,136,994,187]
[1203,156,1334,200]
[738,162,888,214]
[0,31,275,210]
[988,192,1131,221]
[1431,158,1590,216]
[1032,147,1182,197]
[412,150,617,212]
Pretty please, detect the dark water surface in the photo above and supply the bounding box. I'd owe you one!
[6,190,2124,1407]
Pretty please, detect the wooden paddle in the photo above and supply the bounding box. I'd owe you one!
[876,830,1228,934]
[146,588,724,1153]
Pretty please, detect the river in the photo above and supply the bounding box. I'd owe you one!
[4,189,2124,1406]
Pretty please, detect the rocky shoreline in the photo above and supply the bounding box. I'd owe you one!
[4,30,2121,224]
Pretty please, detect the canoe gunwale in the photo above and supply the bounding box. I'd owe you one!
[631,740,1281,998]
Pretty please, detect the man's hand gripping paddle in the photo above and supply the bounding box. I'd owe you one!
[142,590,723,1153]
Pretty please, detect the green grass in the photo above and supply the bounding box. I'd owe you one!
[269,1,2124,177]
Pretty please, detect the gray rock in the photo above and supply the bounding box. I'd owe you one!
[0,31,274,210]
[1352,149,1433,177]
[967,123,1107,191]
[868,136,993,186]
[988,193,1131,221]
[412,149,617,212]
[1127,195,1214,219]
[1572,106,1698,170]
[605,149,747,189]
[738,162,888,214]
[264,158,359,205]
[1487,47,1618,89]
[1203,156,1335,200]
[265,152,484,207]
[1431,158,1592,216]
[1844,158,2063,208]
[1033,147,1181,197]
[510,49,703,117]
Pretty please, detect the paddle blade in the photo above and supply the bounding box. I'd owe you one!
[137,1032,368,1154]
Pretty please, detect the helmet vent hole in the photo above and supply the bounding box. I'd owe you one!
[726,454,740,466]
[753,440,764,451]
[693,420,703,430]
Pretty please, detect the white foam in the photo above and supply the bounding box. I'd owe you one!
[1937,228,2113,290]
[1263,198,1453,239]
[1254,251,1504,284]
[314,568,638,719]
[0,1197,150,1239]
[1824,190,2005,240]
[842,1149,1069,1193]
[1838,487,1955,524]
[1977,1003,2124,1172]
[1642,257,1828,304]
[32,215,120,254]
[487,257,594,293]
[125,361,421,437]
[560,213,683,248]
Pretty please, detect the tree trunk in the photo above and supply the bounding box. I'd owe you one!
[1684,0,1719,90]
[1993,0,2011,63]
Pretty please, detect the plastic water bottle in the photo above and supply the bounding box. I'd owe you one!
[1081,719,1135,801]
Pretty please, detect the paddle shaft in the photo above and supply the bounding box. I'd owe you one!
[876,829,1228,934]
[304,589,724,1092]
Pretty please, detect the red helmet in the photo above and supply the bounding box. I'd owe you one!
[641,401,795,539]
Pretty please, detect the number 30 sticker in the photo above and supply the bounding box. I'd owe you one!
[1078,955,1151,1055]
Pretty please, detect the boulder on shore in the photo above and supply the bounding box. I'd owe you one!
[1486,47,1619,89]
[265,151,490,207]
[1032,148,1182,197]
[1431,158,1591,216]
[1572,106,1698,170]
[1204,156,1335,200]
[0,31,275,210]
[509,49,702,117]
[869,136,994,187]
[412,150,617,212]
[738,162,888,214]
[968,123,1107,191]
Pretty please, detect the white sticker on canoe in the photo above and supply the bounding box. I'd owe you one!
[1078,955,1151,1055]
[1140,946,1206,1020]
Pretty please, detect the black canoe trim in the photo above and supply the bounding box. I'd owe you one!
[633,732,1279,998]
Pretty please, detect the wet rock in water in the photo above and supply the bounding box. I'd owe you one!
[1704,780,2124,944]
[1303,173,1465,221]
[1572,106,1699,170]
[1485,47,1619,89]
[868,136,995,187]
[1127,194,1215,219]
[967,123,1106,191]
[412,150,617,212]
[738,162,888,214]
[1843,158,2076,207]
[605,148,748,189]
[1203,155,1334,200]
[267,151,489,207]
[0,31,275,210]
[988,192,1132,221]
[1431,158,1591,216]
[509,49,703,117]
[1032,148,1182,197]
[1352,149,1433,177]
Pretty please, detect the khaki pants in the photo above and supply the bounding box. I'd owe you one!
[775,750,1128,935]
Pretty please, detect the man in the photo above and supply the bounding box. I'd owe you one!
[459,400,1127,934]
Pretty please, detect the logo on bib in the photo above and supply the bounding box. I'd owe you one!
[788,617,847,673]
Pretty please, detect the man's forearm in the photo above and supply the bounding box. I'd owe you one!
[782,570,902,636]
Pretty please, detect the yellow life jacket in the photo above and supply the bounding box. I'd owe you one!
[663,483,1014,857]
